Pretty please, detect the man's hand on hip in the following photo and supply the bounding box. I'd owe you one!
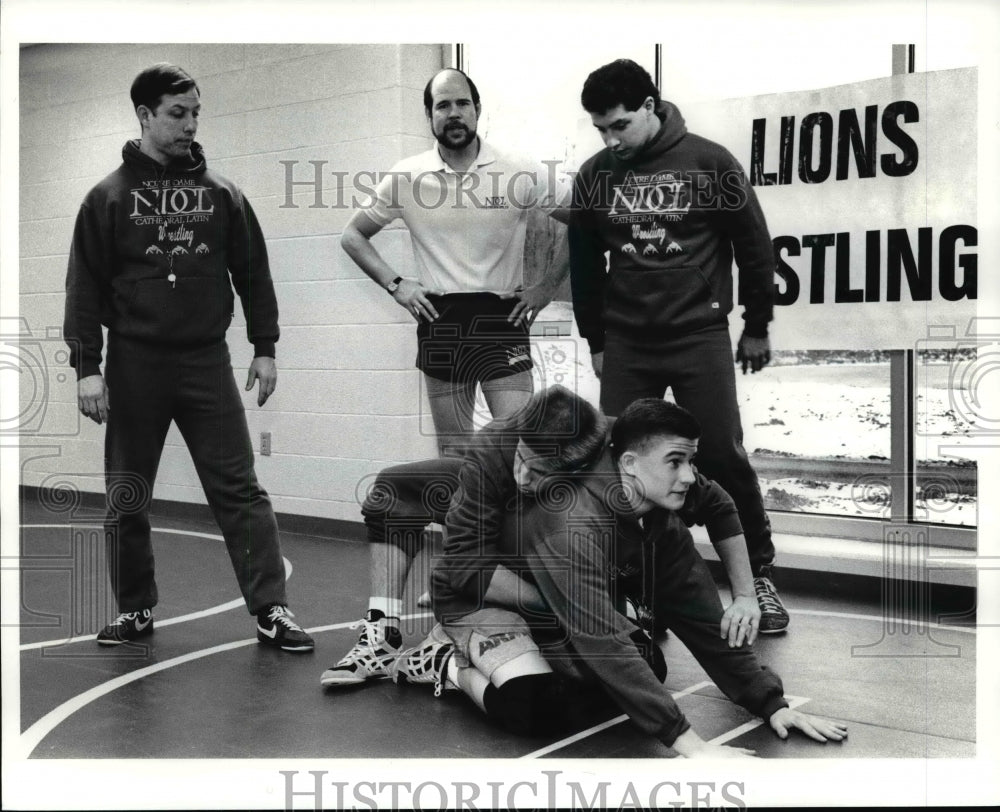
[392,279,441,323]
[78,374,109,424]
[246,357,277,406]
[500,283,555,328]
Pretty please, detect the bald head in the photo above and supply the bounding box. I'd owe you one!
[423,68,480,115]
[424,68,481,152]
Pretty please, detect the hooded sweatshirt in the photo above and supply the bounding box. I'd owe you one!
[64,140,279,378]
[521,454,787,746]
[430,420,746,635]
[569,102,775,354]
[431,433,785,747]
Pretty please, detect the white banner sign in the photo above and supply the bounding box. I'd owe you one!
[689,67,978,350]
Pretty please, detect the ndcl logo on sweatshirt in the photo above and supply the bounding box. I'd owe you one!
[129,181,215,224]
[608,171,690,222]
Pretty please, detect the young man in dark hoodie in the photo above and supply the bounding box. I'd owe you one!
[568,59,789,633]
[63,63,313,651]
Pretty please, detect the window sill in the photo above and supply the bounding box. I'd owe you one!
[691,525,977,588]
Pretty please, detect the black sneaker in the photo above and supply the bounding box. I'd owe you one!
[754,576,790,633]
[97,609,154,646]
[257,605,315,652]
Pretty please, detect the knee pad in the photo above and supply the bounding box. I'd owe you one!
[361,461,459,551]
[361,475,429,556]
[483,673,563,737]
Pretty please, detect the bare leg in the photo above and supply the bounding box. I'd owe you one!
[424,375,477,456]
[448,642,556,734]
[416,373,532,606]
[370,541,412,600]
[450,650,553,713]
[481,370,533,420]
[452,662,491,712]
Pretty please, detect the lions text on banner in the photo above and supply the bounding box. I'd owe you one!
[687,67,977,350]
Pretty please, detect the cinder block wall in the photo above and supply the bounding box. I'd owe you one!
[19,43,445,522]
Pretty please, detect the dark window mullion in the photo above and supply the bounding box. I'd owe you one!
[889,349,917,523]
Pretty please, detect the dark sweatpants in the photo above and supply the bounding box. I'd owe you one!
[641,520,784,714]
[599,326,776,575]
[531,501,786,730]
[102,333,287,614]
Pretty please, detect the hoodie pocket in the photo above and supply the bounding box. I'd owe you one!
[122,276,234,344]
[605,265,723,338]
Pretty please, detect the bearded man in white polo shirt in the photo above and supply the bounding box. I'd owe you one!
[329,68,571,688]
[343,67,570,451]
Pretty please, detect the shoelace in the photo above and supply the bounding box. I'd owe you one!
[754,578,783,613]
[433,647,453,698]
[333,618,381,668]
[349,617,381,647]
[110,611,142,627]
[267,606,304,631]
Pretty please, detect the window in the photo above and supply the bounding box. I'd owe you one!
[740,351,894,520]
[915,345,979,527]
[460,40,978,545]
[462,44,655,172]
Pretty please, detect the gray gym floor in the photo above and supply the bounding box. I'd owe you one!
[17,494,976,761]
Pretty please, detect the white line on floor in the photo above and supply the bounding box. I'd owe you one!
[519,680,715,759]
[304,611,434,636]
[707,694,810,745]
[18,595,247,651]
[21,524,224,541]
[19,611,435,758]
[19,637,261,758]
[18,524,295,651]
[17,526,980,643]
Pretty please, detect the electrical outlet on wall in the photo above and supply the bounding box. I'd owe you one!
[260,432,271,456]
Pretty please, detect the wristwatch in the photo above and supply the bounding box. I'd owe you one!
[385,276,403,294]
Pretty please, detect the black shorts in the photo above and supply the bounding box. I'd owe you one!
[416,292,533,383]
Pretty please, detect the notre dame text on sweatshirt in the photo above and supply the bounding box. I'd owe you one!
[569,102,775,355]
[64,140,279,379]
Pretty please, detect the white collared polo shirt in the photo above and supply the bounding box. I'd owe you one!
[362,140,571,294]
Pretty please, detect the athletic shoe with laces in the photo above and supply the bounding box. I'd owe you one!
[320,611,402,687]
[96,609,154,645]
[754,576,790,633]
[257,605,315,652]
[390,624,457,697]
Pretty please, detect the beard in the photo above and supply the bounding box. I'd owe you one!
[434,121,477,150]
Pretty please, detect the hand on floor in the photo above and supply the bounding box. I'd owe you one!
[769,707,848,742]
